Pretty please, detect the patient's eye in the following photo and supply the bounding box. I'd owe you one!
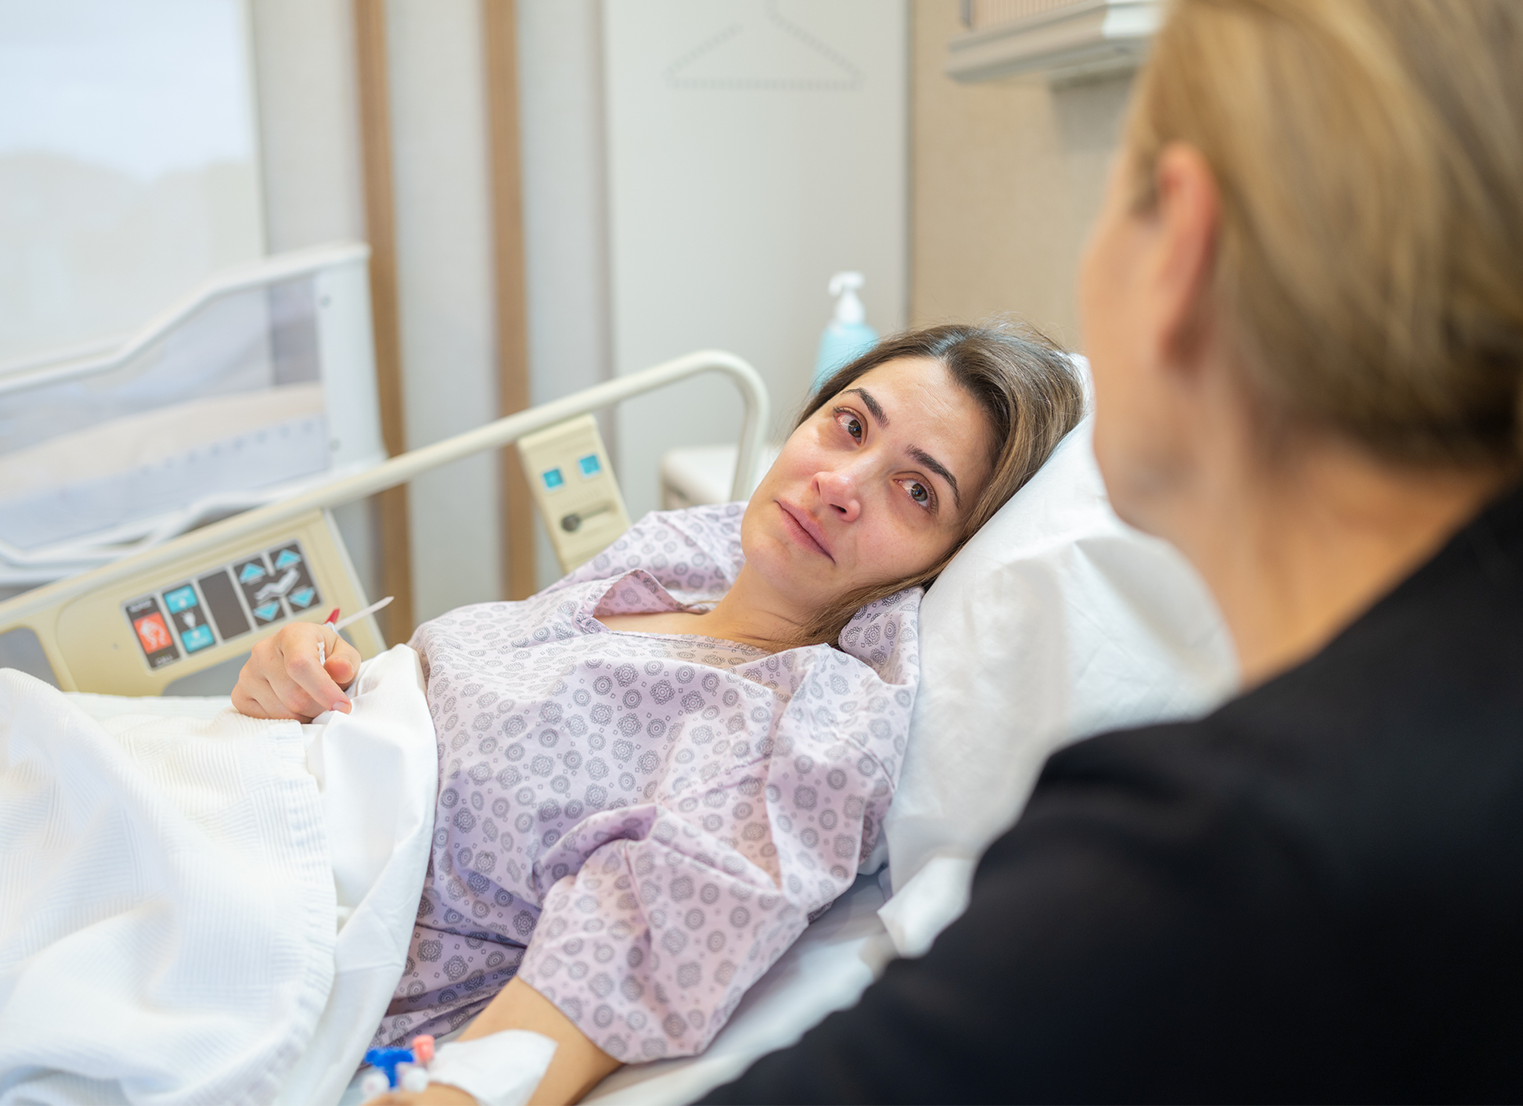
[897,478,935,511]
[833,409,864,443]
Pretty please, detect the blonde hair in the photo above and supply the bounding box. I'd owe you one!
[793,322,1086,646]
[1128,0,1523,463]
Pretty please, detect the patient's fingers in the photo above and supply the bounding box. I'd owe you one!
[256,681,304,721]
[324,634,363,687]
[232,623,352,721]
[231,678,277,719]
[232,643,288,719]
[267,665,329,720]
[233,667,301,720]
[282,629,352,717]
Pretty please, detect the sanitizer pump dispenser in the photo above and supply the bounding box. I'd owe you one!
[812,271,878,392]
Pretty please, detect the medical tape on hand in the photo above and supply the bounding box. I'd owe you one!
[426,1030,558,1106]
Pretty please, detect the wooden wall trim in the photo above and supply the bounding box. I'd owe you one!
[482,0,537,600]
[352,0,415,642]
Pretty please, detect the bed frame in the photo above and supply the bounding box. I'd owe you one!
[0,351,769,696]
[2,351,904,1106]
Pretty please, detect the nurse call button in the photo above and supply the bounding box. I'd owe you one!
[125,595,180,669]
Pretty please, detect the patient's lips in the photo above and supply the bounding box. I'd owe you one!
[777,501,833,561]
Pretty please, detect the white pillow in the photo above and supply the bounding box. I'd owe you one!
[878,416,1238,956]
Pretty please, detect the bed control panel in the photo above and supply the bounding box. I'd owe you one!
[517,414,632,574]
[0,508,384,696]
[121,540,323,670]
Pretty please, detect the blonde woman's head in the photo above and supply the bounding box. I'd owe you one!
[1118,0,1523,465]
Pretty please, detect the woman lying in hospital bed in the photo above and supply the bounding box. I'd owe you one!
[226,324,1087,1104]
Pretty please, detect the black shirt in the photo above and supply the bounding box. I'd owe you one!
[705,483,1523,1103]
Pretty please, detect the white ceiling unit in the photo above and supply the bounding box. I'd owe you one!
[947,0,1162,85]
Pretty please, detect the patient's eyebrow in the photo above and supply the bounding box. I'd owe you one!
[844,385,961,508]
[845,387,887,426]
[911,446,961,509]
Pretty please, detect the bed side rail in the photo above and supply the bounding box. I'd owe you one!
[0,350,769,695]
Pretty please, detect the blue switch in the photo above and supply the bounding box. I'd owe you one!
[180,623,215,652]
[164,585,198,613]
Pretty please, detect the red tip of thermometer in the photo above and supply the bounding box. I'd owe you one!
[324,608,341,626]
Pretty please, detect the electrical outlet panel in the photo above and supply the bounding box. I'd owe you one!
[516,414,631,574]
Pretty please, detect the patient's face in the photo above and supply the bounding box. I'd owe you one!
[742,356,992,610]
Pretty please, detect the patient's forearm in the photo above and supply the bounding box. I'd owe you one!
[460,977,621,1105]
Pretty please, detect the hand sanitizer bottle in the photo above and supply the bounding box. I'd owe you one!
[812,271,878,393]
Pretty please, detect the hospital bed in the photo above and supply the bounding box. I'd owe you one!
[0,282,1238,1102]
[0,340,907,1105]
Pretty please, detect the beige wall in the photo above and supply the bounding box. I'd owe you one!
[910,0,1133,349]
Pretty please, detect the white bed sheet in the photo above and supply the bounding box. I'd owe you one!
[275,646,439,1105]
[1,675,336,1106]
[0,646,437,1106]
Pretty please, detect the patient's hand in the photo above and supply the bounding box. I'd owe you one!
[231,622,360,721]
[364,978,620,1106]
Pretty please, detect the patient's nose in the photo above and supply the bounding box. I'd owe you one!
[816,469,861,522]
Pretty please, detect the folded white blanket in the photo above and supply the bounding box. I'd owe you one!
[0,645,438,1106]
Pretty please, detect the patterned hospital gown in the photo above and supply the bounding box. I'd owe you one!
[373,502,920,1063]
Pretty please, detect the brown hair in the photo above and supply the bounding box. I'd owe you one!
[791,322,1086,645]
[1127,0,1523,464]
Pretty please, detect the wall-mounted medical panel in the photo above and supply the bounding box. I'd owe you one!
[517,414,631,575]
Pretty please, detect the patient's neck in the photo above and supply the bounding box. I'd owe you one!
[598,564,803,653]
[1174,431,1513,688]
[685,563,805,652]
